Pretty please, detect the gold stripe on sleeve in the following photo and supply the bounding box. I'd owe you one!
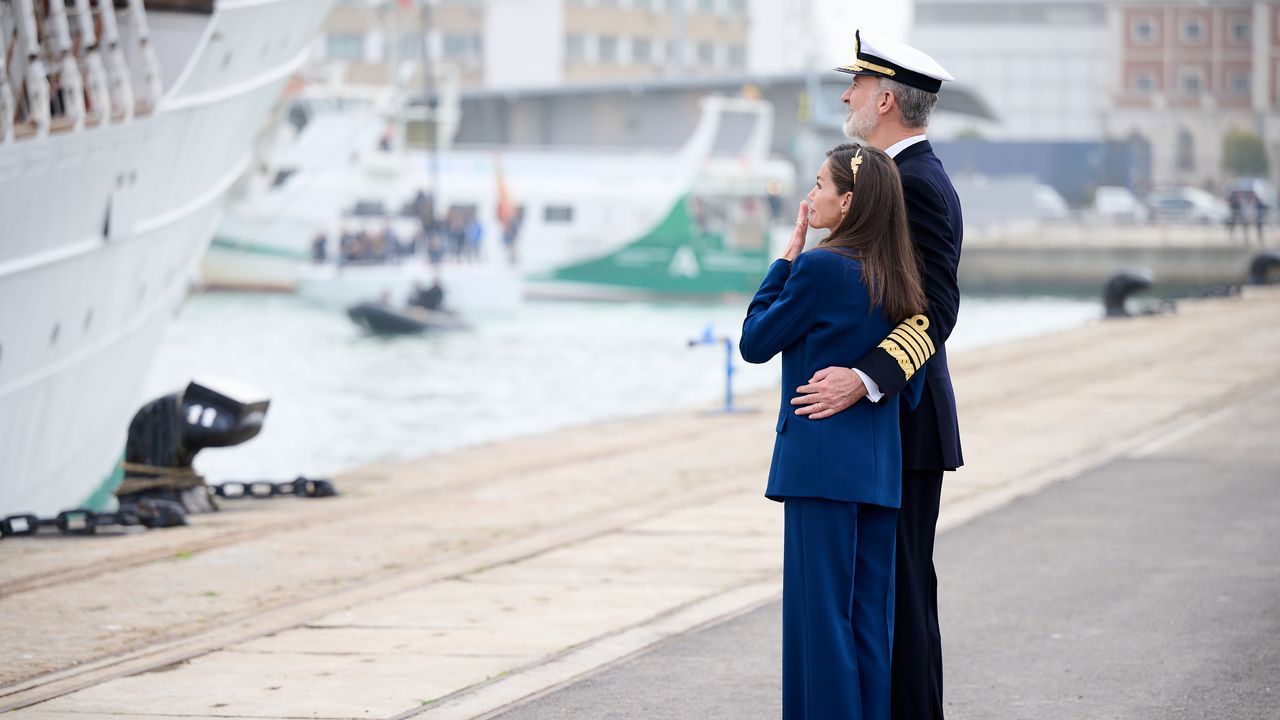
[901,315,936,356]
[890,329,926,369]
[877,339,915,380]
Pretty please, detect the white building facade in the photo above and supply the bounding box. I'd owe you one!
[910,0,1111,141]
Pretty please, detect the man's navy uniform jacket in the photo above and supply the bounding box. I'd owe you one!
[854,140,964,471]
[741,249,924,507]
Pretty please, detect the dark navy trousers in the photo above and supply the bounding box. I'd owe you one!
[889,469,945,720]
[783,497,898,720]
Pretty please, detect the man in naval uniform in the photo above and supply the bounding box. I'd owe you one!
[791,30,964,720]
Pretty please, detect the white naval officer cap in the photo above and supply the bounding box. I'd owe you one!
[835,30,955,94]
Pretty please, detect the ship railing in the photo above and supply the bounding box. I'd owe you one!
[1,0,162,144]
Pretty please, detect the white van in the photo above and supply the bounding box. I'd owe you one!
[1093,186,1150,224]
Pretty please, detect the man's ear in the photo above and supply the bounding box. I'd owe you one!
[878,88,896,116]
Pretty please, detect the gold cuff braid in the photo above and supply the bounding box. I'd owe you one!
[877,314,934,381]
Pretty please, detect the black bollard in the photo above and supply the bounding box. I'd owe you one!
[1249,250,1280,285]
[1102,268,1155,318]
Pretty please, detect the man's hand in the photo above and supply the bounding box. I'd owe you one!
[791,367,867,419]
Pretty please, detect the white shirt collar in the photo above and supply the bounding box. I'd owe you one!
[885,134,928,158]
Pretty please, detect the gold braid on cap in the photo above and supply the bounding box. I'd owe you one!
[850,148,864,185]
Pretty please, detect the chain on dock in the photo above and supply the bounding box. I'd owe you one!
[0,476,337,540]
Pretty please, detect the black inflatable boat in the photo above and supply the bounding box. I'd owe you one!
[347,302,468,335]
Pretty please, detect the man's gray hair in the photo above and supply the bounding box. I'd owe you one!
[880,78,938,129]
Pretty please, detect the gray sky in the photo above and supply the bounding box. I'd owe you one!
[750,0,912,74]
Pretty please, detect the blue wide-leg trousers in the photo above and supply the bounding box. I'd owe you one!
[782,497,897,720]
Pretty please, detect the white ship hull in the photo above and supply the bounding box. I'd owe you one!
[0,0,336,516]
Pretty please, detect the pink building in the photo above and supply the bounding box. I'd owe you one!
[1106,1,1280,189]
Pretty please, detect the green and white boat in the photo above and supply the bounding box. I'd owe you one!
[204,93,794,302]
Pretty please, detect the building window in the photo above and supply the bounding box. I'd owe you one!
[399,33,424,59]
[632,37,652,65]
[598,35,619,64]
[1179,16,1206,44]
[728,0,746,16]
[697,0,715,13]
[1230,71,1251,96]
[697,41,715,68]
[443,34,482,65]
[1133,70,1155,95]
[326,34,364,60]
[1229,16,1251,45]
[667,39,683,67]
[1175,128,1194,172]
[727,43,745,68]
[1130,16,1157,45]
[1177,66,1205,96]
[566,33,585,63]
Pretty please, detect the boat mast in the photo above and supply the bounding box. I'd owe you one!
[419,0,440,222]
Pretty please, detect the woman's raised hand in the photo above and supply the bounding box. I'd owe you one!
[783,200,809,262]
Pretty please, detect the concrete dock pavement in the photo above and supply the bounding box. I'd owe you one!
[492,377,1280,720]
[2,287,1279,718]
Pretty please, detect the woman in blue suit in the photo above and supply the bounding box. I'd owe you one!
[741,144,926,720]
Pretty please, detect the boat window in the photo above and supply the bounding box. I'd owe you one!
[271,169,297,188]
[135,1,216,12]
[709,110,757,157]
[544,205,574,223]
[350,200,387,218]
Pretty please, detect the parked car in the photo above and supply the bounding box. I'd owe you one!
[1034,184,1071,222]
[1146,187,1230,224]
[1092,186,1149,224]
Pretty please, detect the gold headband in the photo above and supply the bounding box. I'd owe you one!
[850,148,864,184]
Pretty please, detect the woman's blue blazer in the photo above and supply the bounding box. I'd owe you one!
[740,249,922,508]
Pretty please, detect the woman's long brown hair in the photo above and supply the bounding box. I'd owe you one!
[816,143,926,320]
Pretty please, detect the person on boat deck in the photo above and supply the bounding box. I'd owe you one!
[465,216,483,262]
[338,227,357,266]
[311,232,328,264]
[410,280,445,312]
[380,224,399,263]
[501,209,522,264]
[740,143,926,720]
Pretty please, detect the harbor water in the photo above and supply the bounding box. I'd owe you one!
[143,294,1100,483]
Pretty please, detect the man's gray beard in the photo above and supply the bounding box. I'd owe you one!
[842,113,859,139]
[843,106,875,141]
